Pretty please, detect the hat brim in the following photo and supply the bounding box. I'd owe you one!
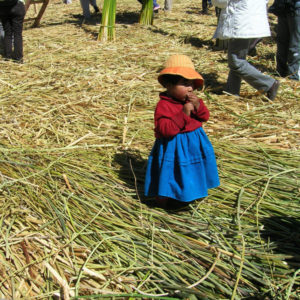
[158,67,204,89]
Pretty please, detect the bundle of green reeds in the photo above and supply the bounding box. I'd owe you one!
[98,0,116,42]
[139,0,153,25]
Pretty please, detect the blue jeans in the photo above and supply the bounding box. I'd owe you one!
[276,7,300,80]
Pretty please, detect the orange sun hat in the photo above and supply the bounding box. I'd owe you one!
[158,54,204,89]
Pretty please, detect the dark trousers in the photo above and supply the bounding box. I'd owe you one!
[0,1,25,61]
[276,8,300,80]
[202,0,212,12]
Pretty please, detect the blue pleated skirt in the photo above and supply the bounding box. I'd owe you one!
[144,127,220,202]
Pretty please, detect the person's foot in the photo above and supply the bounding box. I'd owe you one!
[13,58,23,64]
[155,196,169,208]
[266,80,280,101]
[166,200,191,211]
[153,4,160,11]
[82,17,93,25]
[201,9,209,15]
[94,5,99,13]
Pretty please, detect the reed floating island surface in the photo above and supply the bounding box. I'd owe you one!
[0,0,299,299]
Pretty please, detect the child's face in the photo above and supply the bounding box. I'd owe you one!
[166,78,195,102]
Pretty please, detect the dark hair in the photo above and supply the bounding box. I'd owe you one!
[159,74,184,87]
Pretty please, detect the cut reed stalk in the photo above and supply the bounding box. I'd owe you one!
[139,0,153,25]
[98,0,116,42]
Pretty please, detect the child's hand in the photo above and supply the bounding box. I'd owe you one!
[183,102,194,116]
[186,92,200,110]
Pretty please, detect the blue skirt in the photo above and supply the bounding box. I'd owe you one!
[144,127,220,202]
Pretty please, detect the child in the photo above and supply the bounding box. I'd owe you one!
[144,54,220,208]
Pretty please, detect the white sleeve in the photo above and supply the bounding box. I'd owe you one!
[212,0,229,8]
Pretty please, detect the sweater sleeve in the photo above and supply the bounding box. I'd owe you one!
[154,101,190,138]
[191,99,210,122]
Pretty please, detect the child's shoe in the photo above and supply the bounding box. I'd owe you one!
[155,196,169,208]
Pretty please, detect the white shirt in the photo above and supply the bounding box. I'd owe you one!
[212,0,271,39]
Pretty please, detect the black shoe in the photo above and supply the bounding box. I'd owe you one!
[266,80,280,101]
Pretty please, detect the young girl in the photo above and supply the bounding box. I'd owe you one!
[144,54,219,208]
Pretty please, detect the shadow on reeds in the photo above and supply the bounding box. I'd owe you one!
[201,72,226,95]
[113,149,147,200]
[116,11,140,24]
[183,36,215,49]
[113,150,193,212]
[260,216,300,269]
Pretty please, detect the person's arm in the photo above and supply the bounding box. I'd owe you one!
[155,102,191,138]
[191,99,210,122]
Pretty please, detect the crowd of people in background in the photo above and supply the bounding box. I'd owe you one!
[0,0,299,86]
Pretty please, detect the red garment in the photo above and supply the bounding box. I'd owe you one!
[154,92,210,138]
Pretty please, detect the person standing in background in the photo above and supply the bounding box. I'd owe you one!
[202,0,212,15]
[79,0,99,22]
[164,0,172,12]
[212,0,280,101]
[0,0,25,62]
[269,0,300,80]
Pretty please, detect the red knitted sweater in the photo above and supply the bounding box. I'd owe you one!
[154,92,210,139]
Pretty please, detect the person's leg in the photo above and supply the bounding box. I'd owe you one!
[226,39,247,95]
[80,0,92,19]
[286,9,300,80]
[276,14,289,77]
[0,22,4,48]
[11,1,25,61]
[226,38,275,95]
[202,0,208,13]
[248,38,262,56]
[89,0,99,13]
[1,13,13,59]
[164,0,172,11]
